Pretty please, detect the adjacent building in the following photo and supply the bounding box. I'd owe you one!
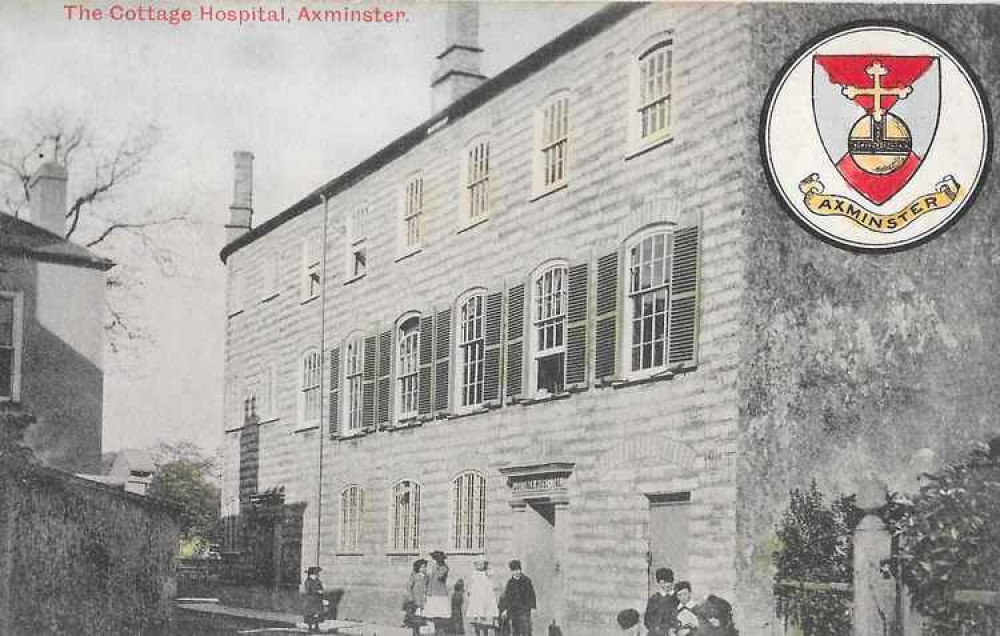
[0,162,111,473]
[219,4,1000,633]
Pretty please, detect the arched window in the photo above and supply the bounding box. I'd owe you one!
[339,484,366,553]
[389,479,421,553]
[450,470,486,553]
[530,263,568,396]
[457,293,486,408]
[628,36,674,154]
[397,317,420,419]
[343,335,365,432]
[625,229,672,374]
[299,349,322,425]
[534,92,571,195]
[462,136,491,223]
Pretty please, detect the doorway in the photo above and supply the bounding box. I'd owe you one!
[647,492,691,594]
[516,502,563,634]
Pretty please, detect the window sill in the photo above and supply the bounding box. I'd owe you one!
[343,273,367,286]
[395,247,423,263]
[456,216,489,235]
[446,549,486,556]
[260,292,279,303]
[338,427,375,440]
[519,391,572,406]
[389,416,422,430]
[227,309,244,319]
[625,135,674,161]
[258,416,280,426]
[386,551,420,557]
[293,422,321,434]
[610,368,676,389]
[336,552,364,557]
[529,182,568,203]
[448,400,500,419]
[299,295,319,306]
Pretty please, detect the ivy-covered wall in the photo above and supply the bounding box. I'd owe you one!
[0,461,181,634]
[736,3,1000,631]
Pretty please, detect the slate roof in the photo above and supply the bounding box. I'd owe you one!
[0,213,113,270]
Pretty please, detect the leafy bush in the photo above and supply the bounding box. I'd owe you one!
[896,439,1000,634]
[773,480,862,636]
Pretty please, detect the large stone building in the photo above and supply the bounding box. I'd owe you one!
[219,4,1000,633]
[0,163,111,473]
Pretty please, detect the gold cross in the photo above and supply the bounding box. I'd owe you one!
[842,61,912,121]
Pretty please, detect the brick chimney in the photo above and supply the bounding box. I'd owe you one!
[29,162,69,238]
[226,151,254,243]
[430,3,487,114]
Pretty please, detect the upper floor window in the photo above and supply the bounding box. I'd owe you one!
[300,349,322,425]
[397,317,420,420]
[228,270,244,316]
[629,38,673,154]
[403,176,424,251]
[462,137,490,223]
[450,470,486,553]
[626,231,672,374]
[262,252,280,301]
[301,233,322,302]
[531,264,567,396]
[348,205,369,280]
[457,293,485,409]
[534,93,570,195]
[340,484,365,554]
[0,293,23,402]
[389,479,421,553]
[343,336,365,433]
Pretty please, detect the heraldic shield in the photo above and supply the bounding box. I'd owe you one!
[813,55,940,205]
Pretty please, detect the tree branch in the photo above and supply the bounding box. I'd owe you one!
[85,215,190,248]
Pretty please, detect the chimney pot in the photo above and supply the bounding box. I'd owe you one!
[29,162,69,238]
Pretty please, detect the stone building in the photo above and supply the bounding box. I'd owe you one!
[219,4,1000,633]
[0,162,111,473]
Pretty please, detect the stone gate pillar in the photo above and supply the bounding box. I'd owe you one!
[853,476,895,636]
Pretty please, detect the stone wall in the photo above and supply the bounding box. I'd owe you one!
[0,457,180,634]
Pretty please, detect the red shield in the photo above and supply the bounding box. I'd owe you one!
[813,55,939,204]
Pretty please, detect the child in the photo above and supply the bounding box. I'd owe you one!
[467,559,499,635]
[451,579,466,634]
[617,608,643,635]
[302,566,324,633]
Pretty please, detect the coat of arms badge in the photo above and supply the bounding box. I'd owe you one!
[763,23,990,251]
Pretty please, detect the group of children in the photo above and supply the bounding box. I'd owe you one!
[618,568,739,636]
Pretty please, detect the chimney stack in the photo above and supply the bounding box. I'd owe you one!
[430,3,487,114]
[29,162,69,238]
[226,151,254,243]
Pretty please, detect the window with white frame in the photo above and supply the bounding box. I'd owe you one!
[463,138,490,222]
[403,176,424,250]
[450,471,486,553]
[626,230,672,374]
[301,233,322,302]
[348,205,369,279]
[629,38,673,151]
[262,252,280,300]
[397,317,420,420]
[340,485,365,553]
[228,270,244,316]
[531,264,567,396]
[261,362,278,420]
[535,94,570,193]
[343,336,365,432]
[457,294,485,408]
[300,349,322,425]
[389,479,421,553]
[0,293,23,402]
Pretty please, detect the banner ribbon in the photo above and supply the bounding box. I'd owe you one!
[798,174,962,233]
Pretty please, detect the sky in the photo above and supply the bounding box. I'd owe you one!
[0,0,600,457]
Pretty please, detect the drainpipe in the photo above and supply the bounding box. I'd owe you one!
[315,192,330,566]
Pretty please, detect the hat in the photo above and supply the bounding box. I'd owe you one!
[306,566,322,575]
[429,550,447,561]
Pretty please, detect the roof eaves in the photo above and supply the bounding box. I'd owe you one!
[219,2,645,263]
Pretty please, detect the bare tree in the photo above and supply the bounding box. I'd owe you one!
[0,115,195,352]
